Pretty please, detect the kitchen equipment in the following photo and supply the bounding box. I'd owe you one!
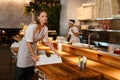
[81,25,89,30]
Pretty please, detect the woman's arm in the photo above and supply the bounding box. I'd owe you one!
[44,41,59,56]
[27,42,39,62]
[71,29,79,37]
[66,34,70,39]
[41,27,59,56]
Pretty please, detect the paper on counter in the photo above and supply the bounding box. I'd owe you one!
[36,54,62,66]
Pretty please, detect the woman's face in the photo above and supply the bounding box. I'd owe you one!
[38,11,48,25]
[68,23,73,27]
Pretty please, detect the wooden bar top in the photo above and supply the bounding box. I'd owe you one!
[37,43,120,80]
[37,63,102,80]
[11,47,19,53]
[12,35,23,42]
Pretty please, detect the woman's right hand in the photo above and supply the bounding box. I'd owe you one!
[55,51,60,57]
[32,54,39,62]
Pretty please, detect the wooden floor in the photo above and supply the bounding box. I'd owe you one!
[0,44,38,80]
[0,44,15,80]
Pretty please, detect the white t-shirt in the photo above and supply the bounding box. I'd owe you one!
[17,23,49,68]
[68,26,80,43]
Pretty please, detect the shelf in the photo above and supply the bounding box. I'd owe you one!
[86,29,120,32]
[79,18,120,21]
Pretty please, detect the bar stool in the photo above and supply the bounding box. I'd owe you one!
[9,42,19,72]
[34,68,50,80]
[9,47,18,72]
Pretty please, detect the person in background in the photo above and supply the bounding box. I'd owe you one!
[66,19,80,44]
[15,10,59,80]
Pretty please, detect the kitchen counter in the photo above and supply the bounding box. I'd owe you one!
[37,41,120,80]
[37,63,102,80]
[59,42,120,68]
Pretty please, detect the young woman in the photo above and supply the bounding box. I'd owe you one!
[15,10,59,80]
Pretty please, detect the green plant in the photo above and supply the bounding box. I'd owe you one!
[24,2,61,34]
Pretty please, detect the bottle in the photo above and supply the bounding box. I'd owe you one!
[81,56,87,71]
[58,41,62,51]
[108,43,114,53]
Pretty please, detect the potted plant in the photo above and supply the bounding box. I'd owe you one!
[24,1,61,35]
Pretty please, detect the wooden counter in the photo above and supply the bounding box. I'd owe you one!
[51,41,120,69]
[12,35,23,42]
[37,63,102,80]
[37,42,120,80]
[11,47,19,53]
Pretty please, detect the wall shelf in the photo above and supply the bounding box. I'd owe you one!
[87,29,120,32]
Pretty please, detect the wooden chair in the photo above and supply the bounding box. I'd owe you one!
[34,68,50,80]
[9,47,18,72]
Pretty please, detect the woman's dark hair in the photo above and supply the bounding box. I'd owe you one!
[36,10,48,25]
[69,19,75,24]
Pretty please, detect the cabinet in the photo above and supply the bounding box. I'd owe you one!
[96,0,120,18]
[111,0,120,17]
[77,0,120,20]
[77,3,96,20]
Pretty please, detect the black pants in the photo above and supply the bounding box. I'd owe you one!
[15,66,34,80]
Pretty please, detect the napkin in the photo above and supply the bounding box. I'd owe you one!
[36,54,62,66]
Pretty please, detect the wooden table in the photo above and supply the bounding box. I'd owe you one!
[37,44,102,80]
[11,47,19,53]
[37,63,102,80]
[12,35,23,42]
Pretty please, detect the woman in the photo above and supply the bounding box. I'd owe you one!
[66,19,80,44]
[15,10,59,80]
